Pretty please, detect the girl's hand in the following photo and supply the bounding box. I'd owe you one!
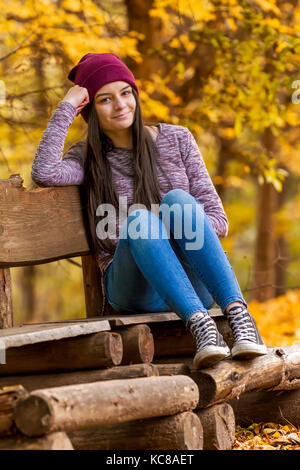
[62,85,90,115]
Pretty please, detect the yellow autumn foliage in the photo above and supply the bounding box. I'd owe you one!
[249,290,300,347]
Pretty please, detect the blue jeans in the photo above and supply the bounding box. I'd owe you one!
[104,189,247,326]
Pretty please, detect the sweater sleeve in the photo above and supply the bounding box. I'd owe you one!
[31,101,85,186]
[182,128,229,238]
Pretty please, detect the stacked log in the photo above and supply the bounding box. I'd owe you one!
[0,321,158,449]
[0,331,123,375]
[13,375,199,436]
[7,374,202,450]
[68,411,203,450]
[0,315,231,450]
[152,331,300,449]
[0,312,300,450]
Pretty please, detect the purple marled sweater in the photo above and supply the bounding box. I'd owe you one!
[31,101,228,275]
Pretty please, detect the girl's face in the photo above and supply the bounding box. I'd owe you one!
[94,81,136,133]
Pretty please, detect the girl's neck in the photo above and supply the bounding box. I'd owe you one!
[105,129,133,149]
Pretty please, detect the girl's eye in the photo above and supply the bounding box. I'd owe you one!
[99,90,132,103]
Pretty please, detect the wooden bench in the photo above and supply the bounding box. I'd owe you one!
[0,173,118,327]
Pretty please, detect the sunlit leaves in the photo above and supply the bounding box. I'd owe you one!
[234,423,300,450]
[249,290,300,347]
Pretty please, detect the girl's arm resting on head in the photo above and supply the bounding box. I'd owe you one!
[182,128,229,238]
[31,101,85,186]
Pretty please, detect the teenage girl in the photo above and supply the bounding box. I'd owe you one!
[31,53,267,368]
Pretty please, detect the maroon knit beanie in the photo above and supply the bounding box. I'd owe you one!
[68,53,139,122]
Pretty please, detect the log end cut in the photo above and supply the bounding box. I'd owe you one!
[181,411,203,450]
[13,393,53,437]
[103,332,123,367]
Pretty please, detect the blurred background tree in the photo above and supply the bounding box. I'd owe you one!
[0,0,300,345]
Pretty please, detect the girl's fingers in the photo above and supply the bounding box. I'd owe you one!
[63,86,90,108]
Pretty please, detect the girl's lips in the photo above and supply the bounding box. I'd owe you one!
[114,111,130,119]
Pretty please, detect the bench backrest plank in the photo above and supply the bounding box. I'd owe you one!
[0,175,111,326]
[0,175,90,267]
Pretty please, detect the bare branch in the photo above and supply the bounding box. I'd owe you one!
[0,27,39,62]
[6,86,66,100]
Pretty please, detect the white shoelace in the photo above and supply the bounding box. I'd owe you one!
[189,314,218,349]
[227,307,257,343]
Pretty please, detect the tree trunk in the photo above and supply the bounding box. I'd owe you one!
[125,0,166,79]
[214,138,233,201]
[274,167,291,296]
[19,266,36,323]
[13,375,199,437]
[17,47,49,324]
[68,411,203,450]
[252,127,278,301]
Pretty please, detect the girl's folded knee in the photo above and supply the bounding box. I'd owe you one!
[161,188,189,205]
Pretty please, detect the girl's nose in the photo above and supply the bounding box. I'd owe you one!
[114,96,126,109]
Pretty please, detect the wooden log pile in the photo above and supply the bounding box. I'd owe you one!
[0,310,300,450]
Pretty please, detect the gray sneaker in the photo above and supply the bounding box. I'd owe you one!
[188,313,230,369]
[226,305,267,359]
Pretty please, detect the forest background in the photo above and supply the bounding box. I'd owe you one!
[0,0,300,348]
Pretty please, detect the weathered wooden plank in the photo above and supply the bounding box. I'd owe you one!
[0,175,90,267]
[16,309,223,329]
[19,313,182,327]
[0,319,111,348]
[0,310,224,350]
[108,308,223,326]
[14,376,199,436]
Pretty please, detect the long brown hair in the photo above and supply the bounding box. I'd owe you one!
[82,88,163,255]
